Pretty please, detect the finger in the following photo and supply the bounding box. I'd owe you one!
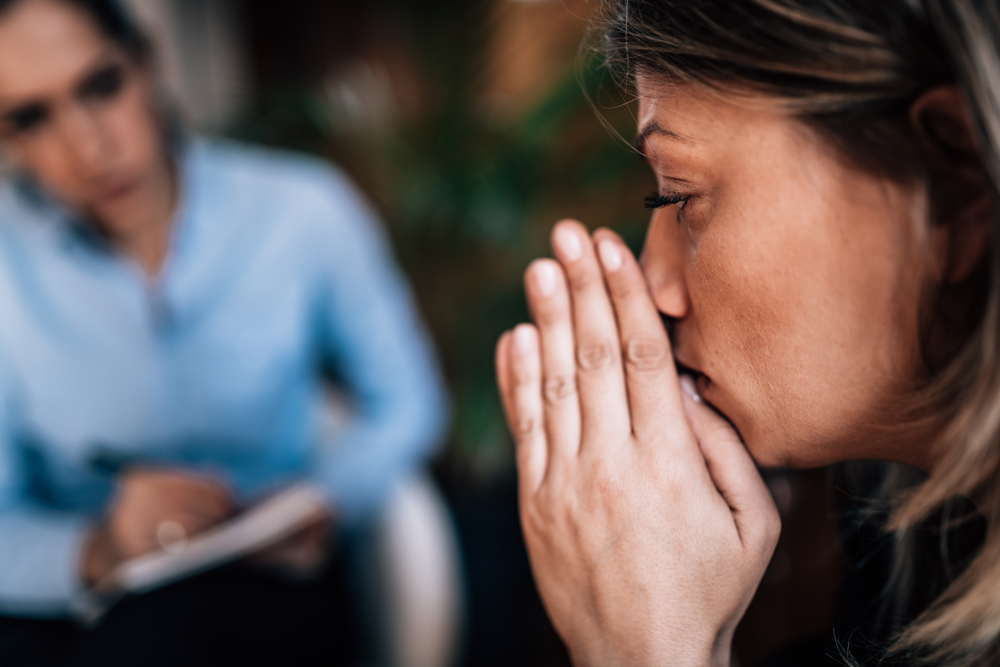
[163,480,232,523]
[525,259,581,460]
[187,480,234,518]
[679,377,781,550]
[496,331,515,426]
[509,324,547,494]
[498,329,551,483]
[551,221,629,444]
[593,229,684,441]
[176,497,231,526]
[154,472,233,516]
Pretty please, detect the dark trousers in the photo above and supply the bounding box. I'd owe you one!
[0,555,360,667]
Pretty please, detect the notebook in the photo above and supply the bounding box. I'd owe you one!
[95,484,330,596]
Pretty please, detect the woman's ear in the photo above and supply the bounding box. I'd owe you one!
[911,85,993,284]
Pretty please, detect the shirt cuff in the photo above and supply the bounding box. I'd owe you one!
[0,511,93,619]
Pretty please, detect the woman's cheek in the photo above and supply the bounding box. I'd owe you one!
[692,278,807,464]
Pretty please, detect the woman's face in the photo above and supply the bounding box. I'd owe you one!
[0,0,165,231]
[637,78,935,469]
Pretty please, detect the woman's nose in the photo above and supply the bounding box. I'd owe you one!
[56,104,110,175]
[640,212,690,320]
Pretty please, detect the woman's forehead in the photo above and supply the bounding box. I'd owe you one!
[0,0,111,102]
[637,79,743,144]
[635,78,804,160]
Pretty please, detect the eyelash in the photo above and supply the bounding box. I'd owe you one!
[644,193,690,210]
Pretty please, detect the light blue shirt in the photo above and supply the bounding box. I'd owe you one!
[0,139,448,617]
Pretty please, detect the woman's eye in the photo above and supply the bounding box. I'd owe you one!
[78,65,125,102]
[644,192,690,211]
[3,104,48,135]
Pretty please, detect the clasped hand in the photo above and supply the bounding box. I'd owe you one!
[495,221,780,667]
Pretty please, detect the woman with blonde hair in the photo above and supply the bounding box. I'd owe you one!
[496,0,1000,665]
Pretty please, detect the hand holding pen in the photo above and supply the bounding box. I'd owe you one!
[82,461,234,587]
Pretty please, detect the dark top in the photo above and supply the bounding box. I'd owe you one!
[763,462,986,667]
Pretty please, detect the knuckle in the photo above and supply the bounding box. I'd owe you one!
[536,304,565,327]
[514,416,539,442]
[559,487,585,525]
[577,338,615,370]
[624,337,670,371]
[519,501,541,532]
[567,266,599,292]
[522,497,556,536]
[543,373,577,403]
[592,461,625,503]
[607,274,638,299]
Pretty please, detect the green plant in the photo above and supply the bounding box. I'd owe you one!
[229,13,654,480]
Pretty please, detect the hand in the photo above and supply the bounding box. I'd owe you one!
[495,221,781,667]
[83,470,234,585]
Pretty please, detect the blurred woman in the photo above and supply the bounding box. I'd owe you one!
[497,1,1000,665]
[0,0,446,664]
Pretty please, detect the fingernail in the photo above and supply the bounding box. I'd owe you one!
[514,325,536,355]
[680,375,701,402]
[534,262,557,296]
[554,226,582,261]
[597,239,622,271]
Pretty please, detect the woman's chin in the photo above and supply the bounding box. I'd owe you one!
[739,426,810,469]
[744,434,844,470]
[744,444,787,470]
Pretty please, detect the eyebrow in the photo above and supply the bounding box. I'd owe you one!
[0,48,122,108]
[633,121,687,156]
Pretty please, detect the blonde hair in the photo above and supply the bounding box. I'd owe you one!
[598,0,1000,664]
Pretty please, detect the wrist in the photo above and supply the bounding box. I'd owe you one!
[568,633,730,667]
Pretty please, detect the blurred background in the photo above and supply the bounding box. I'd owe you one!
[121,1,840,665]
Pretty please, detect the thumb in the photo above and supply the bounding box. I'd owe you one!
[679,376,780,549]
